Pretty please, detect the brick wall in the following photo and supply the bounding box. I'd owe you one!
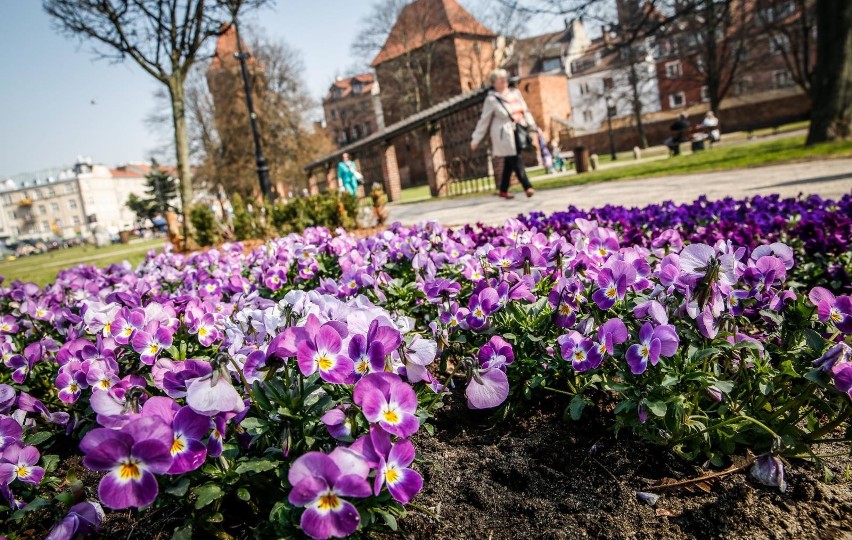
[517,74,572,141]
[562,92,811,154]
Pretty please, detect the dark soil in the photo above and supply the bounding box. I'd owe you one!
[19,396,850,539]
[401,396,852,540]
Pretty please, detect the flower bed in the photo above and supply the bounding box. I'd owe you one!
[0,195,850,539]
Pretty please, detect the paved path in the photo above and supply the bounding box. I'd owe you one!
[388,159,852,226]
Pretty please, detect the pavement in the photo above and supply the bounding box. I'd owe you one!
[387,158,852,227]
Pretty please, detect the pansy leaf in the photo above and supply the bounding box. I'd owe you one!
[166,478,191,497]
[193,484,224,509]
[234,459,279,475]
[25,431,52,446]
[171,524,193,540]
[645,400,667,417]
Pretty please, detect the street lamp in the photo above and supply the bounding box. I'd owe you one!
[605,95,617,161]
[232,16,272,200]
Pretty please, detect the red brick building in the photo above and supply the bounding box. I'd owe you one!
[322,73,382,148]
[369,0,498,188]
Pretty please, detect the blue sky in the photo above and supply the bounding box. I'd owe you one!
[0,1,562,176]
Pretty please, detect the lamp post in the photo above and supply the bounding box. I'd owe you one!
[605,95,617,161]
[232,16,272,200]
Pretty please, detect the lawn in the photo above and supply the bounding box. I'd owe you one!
[526,136,852,192]
[0,238,163,285]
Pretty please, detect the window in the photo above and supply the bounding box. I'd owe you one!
[578,82,591,96]
[51,202,59,212]
[773,70,793,88]
[582,110,594,123]
[734,77,752,95]
[32,189,41,200]
[363,123,371,136]
[700,86,709,103]
[65,184,76,194]
[1,194,10,205]
[769,35,790,56]
[7,211,14,220]
[603,77,614,90]
[72,215,81,225]
[47,187,55,197]
[542,58,561,72]
[330,109,337,119]
[69,199,77,209]
[665,61,682,79]
[38,205,46,215]
[41,221,49,233]
[352,126,360,140]
[668,92,686,108]
[352,82,363,94]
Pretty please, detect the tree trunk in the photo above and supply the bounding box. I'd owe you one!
[628,62,649,148]
[169,76,194,242]
[806,0,852,144]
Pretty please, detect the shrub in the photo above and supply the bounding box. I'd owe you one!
[269,191,359,234]
[189,205,219,247]
[232,193,262,241]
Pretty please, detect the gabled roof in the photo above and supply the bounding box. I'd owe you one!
[323,73,375,103]
[371,0,495,67]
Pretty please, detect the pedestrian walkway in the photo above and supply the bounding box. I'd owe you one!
[388,159,852,226]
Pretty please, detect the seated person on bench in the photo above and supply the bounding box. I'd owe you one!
[664,113,691,156]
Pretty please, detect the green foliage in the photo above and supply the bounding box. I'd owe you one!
[144,162,179,214]
[125,193,155,221]
[231,194,263,241]
[268,192,359,235]
[189,206,219,247]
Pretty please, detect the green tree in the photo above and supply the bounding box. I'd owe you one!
[125,193,156,221]
[145,162,180,215]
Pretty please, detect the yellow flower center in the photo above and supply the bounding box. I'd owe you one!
[171,436,185,455]
[317,492,341,511]
[560,304,573,315]
[123,326,133,336]
[149,344,160,355]
[606,287,617,299]
[69,383,78,393]
[641,346,649,358]
[473,308,484,318]
[382,408,400,424]
[104,322,112,334]
[16,465,29,478]
[198,327,208,337]
[574,350,585,361]
[356,360,370,374]
[317,354,334,371]
[830,309,842,323]
[118,460,141,480]
[385,467,400,484]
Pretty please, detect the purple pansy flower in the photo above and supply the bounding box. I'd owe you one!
[559,331,603,372]
[287,450,372,540]
[80,416,173,509]
[626,323,680,375]
[131,323,174,364]
[45,501,105,540]
[362,427,423,504]
[0,445,45,486]
[142,397,210,474]
[592,261,636,310]
[296,316,354,384]
[353,373,419,438]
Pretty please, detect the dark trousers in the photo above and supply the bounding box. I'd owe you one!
[500,155,533,192]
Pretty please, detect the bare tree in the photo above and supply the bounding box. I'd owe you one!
[202,29,335,200]
[754,0,816,93]
[806,0,852,143]
[43,0,269,239]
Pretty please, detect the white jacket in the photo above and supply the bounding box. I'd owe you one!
[471,88,537,157]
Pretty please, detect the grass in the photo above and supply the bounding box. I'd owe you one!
[526,136,852,192]
[0,238,164,286]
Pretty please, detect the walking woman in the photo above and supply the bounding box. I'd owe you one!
[471,69,536,199]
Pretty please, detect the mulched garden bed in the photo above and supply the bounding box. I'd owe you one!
[400,396,852,540]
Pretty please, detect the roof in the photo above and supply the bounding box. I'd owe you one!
[568,38,619,77]
[502,29,573,72]
[371,0,495,67]
[209,24,254,72]
[305,86,488,170]
[323,73,375,103]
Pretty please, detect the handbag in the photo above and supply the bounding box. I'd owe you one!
[348,162,365,184]
[495,94,533,153]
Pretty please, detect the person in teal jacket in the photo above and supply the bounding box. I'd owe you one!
[337,153,360,196]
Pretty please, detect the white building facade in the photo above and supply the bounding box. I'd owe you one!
[567,44,662,134]
[0,157,151,241]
